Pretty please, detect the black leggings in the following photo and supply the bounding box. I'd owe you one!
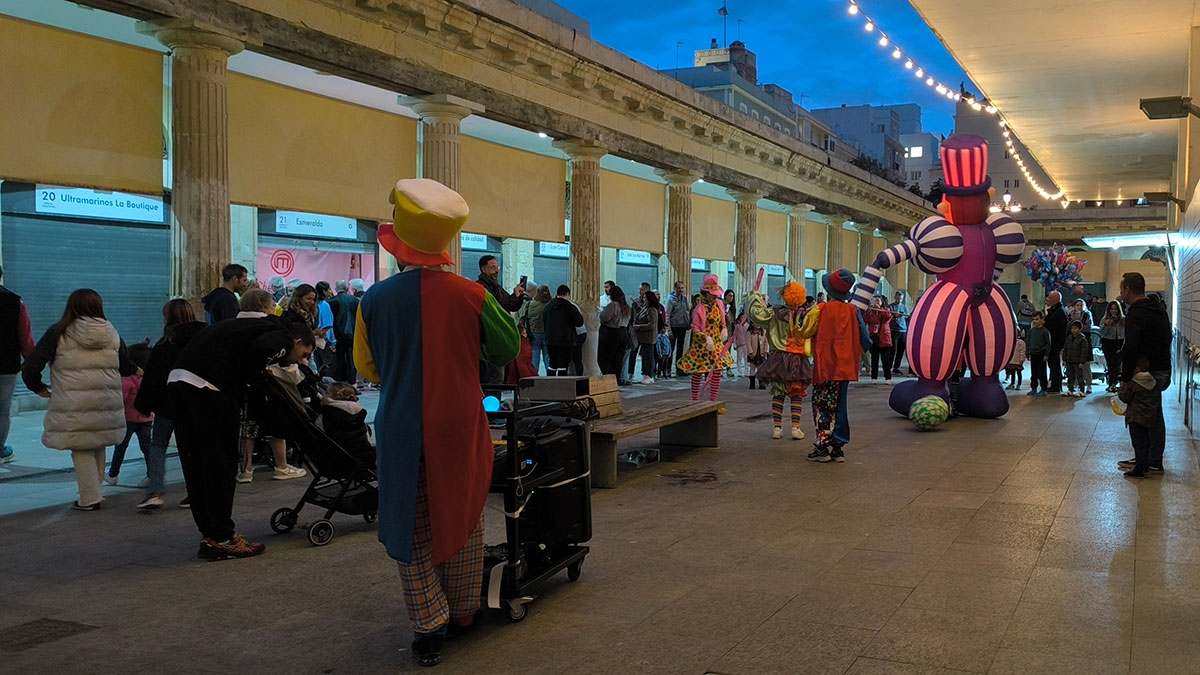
[870,343,895,381]
[1100,338,1123,386]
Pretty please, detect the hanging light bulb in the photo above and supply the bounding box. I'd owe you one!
[971,103,983,111]
[1002,131,1010,137]
[935,84,947,94]
[865,21,874,31]
[878,35,888,46]
[954,93,961,101]
[915,68,924,77]
[904,60,914,70]
[848,2,859,14]
[892,48,902,59]
[985,106,997,114]
[989,205,1001,213]
[926,77,934,86]
[998,120,1007,127]
[1117,199,1124,205]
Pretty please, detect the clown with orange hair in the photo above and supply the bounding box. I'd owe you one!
[748,281,820,440]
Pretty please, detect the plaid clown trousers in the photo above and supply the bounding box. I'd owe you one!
[397,476,485,636]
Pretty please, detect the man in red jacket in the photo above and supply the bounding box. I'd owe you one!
[807,269,870,464]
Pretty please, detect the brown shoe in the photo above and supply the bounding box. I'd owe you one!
[199,534,266,561]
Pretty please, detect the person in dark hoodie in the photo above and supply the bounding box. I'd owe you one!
[541,285,584,376]
[1115,272,1172,475]
[318,381,375,470]
[168,315,314,560]
[1043,290,1068,393]
[0,266,36,464]
[1118,355,1164,478]
[201,264,249,324]
[134,298,207,510]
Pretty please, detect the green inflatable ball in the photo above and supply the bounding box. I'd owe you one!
[909,395,949,431]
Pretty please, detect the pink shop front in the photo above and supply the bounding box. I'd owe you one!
[256,209,378,291]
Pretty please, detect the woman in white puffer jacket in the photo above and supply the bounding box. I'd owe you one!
[22,289,132,510]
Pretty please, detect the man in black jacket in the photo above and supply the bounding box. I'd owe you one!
[476,255,524,383]
[542,285,584,376]
[201,264,249,324]
[1116,272,1172,474]
[167,317,313,560]
[1043,291,1068,393]
[328,280,361,383]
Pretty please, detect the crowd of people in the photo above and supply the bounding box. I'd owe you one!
[3,260,376,560]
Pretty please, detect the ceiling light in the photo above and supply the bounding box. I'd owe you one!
[1083,232,1172,249]
[1139,96,1200,120]
[538,132,548,138]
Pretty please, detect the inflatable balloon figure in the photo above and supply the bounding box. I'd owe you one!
[1022,244,1086,295]
[850,135,1025,420]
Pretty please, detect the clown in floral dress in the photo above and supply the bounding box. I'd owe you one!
[677,274,734,402]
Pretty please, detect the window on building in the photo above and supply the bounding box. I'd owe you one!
[1003,179,1010,188]
[827,138,836,153]
[1014,179,1020,188]
[739,103,748,114]
[763,115,771,126]
[776,123,782,131]
[907,146,924,159]
[873,124,886,133]
[752,110,760,120]
[1003,149,1010,159]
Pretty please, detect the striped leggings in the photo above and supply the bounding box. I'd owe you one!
[771,395,803,428]
[690,371,723,401]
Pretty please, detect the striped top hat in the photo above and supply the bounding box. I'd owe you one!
[939,134,991,197]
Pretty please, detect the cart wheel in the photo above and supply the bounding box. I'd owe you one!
[270,508,296,534]
[506,600,528,623]
[363,512,377,524]
[567,560,583,582]
[307,519,335,546]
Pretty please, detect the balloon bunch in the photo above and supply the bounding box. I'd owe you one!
[1022,244,1087,294]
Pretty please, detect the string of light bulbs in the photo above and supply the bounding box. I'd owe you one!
[847,1,1068,202]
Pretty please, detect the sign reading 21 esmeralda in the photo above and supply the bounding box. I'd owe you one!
[35,184,165,224]
[275,211,358,240]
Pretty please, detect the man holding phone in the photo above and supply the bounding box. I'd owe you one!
[476,256,524,313]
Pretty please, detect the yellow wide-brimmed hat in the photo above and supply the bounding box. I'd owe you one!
[378,178,469,267]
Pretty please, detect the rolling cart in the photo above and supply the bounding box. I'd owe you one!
[481,385,592,622]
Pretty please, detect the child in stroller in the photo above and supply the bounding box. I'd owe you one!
[316,382,376,471]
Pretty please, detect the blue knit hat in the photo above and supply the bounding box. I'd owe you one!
[822,268,856,301]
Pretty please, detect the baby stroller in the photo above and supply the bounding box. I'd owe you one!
[258,376,379,546]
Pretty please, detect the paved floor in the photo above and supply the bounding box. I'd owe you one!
[0,375,1197,674]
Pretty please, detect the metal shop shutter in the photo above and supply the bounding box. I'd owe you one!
[2,216,169,345]
[531,256,567,294]
[615,264,657,298]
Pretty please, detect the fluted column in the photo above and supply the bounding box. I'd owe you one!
[827,216,849,273]
[554,139,607,376]
[730,189,761,301]
[408,95,483,272]
[1106,247,1122,301]
[785,203,814,284]
[139,19,245,310]
[854,224,875,279]
[656,169,700,295]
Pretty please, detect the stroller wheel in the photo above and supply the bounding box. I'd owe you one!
[505,600,528,623]
[307,519,335,546]
[270,507,297,534]
[363,512,378,524]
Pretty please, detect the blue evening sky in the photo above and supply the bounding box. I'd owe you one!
[554,0,975,137]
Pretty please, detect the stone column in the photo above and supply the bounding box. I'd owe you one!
[826,216,848,273]
[656,169,700,295]
[729,189,762,301]
[553,139,607,376]
[138,19,245,310]
[1105,247,1122,300]
[854,224,874,279]
[785,203,814,283]
[407,94,484,272]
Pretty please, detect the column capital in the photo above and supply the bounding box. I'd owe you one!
[727,188,763,205]
[850,222,878,235]
[829,215,853,230]
[654,168,701,187]
[400,94,484,121]
[553,139,608,160]
[785,203,815,219]
[136,18,252,55]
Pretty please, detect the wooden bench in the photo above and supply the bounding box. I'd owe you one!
[589,400,723,488]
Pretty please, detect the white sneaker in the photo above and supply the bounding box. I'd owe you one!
[272,465,307,481]
[791,427,805,441]
[137,476,150,489]
[772,427,782,440]
[640,377,654,385]
[236,469,254,484]
[103,474,118,486]
[136,494,164,510]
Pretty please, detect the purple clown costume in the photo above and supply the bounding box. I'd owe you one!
[851,135,1026,419]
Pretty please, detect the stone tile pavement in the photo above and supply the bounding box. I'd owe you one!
[0,373,1197,674]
